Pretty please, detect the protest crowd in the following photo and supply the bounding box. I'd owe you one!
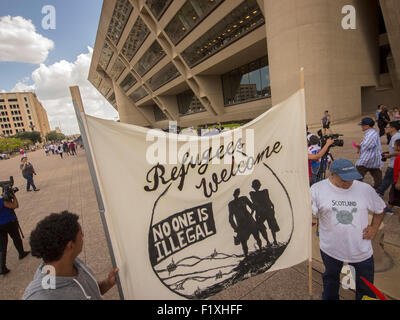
[1,105,399,300]
[307,105,400,300]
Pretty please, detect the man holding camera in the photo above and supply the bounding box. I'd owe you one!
[0,190,30,275]
[376,121,400,198]
[355,118,383,189]
[307,136,334,185]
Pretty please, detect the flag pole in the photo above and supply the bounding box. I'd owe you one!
[300,67,313,300]
[69,86,124,300]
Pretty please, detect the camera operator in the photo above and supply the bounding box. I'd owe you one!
[0,189,30,275]
[308,136,334,185]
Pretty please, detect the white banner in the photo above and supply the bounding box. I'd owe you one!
[82,89,311,300]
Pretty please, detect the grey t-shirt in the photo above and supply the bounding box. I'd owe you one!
[389,132,400,168]
[20,162,34,175]
[22,258,103,300]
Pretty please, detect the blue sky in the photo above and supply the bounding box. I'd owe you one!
[0,0,102,91]
[0,0,118,134]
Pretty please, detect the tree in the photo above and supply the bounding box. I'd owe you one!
[45,131,66,142]
[14,131,42,144]
[0,137,23,153]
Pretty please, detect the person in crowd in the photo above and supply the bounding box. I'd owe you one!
[355,118,383,189]
[311,158,385,300]
[308,135,322,185]
[322,110,333,136]
[307,137,334,185]
[376,121,400,200]
[386,139,400,222]
[375,105,383,122]
[392,107,400,122]
[49,144,55,155]
[69,141,77,156]
[0,190,30,275]
[23,211,119,300]
[44,146,49,157]
[57,144,63,159]
[63,141,70,156]
[378,106,391,144]
[20,156,40,192]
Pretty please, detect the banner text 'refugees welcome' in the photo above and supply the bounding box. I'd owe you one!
[144,139,283,198]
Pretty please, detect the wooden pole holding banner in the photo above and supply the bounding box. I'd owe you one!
[300,67,313,300]
[69,86,124,300]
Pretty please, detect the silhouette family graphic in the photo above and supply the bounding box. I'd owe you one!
[228,179,280,257]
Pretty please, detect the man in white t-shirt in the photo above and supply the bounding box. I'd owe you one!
[310,158,385,300]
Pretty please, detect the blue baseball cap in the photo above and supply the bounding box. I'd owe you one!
[358,117,375,127]
[330,158,363,181]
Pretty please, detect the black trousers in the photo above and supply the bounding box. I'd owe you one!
[0,220,24,271]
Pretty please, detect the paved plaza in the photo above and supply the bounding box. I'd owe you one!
[0,115,399,300]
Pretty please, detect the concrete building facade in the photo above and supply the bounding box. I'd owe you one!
[89,0,400,129]
[0,92,51,138]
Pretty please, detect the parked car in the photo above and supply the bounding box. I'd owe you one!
[0,153,10,160]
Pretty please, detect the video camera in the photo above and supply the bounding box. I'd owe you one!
[317,130,344,148]
[0,176,19,202]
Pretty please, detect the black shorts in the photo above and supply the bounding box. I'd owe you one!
[323,123,330,129]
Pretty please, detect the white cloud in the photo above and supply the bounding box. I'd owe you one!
[12,47,118,135]
[0,16,54,64]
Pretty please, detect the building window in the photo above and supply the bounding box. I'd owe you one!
[153,105,168,121]
[147,62,180,91]
[133,41,166,77]
[92,72,102,88]
[108,93,116,105]
[181,0,264,68]
[177,90,205,116]
[99,82,112,97]
[107,0,133,45]
[8,99,17,102]
[146,0,173,20]
[378,5,387,35]
[120,73,137,92]
[380,45,391,74]
[165,0,223,45]
[28,116,32,120]
[222,56,270,106]
[109,58,126,80]
[129,86,148,102]
[121,16,150,62]
[24,97,27,102]
[99,42,114,70]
